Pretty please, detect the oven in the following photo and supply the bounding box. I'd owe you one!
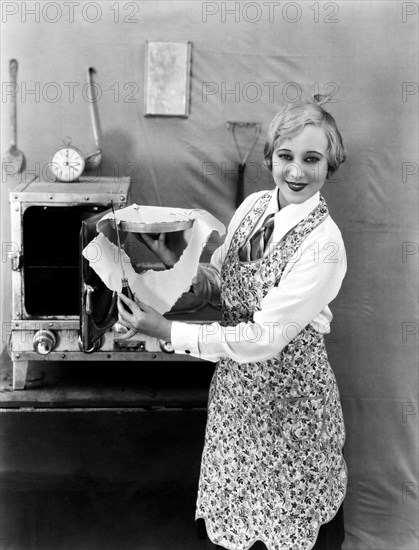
[7,177,219,389]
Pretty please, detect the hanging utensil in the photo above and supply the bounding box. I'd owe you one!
[84,67,102,169]
[227,121,261,208]
[3,59,26,173]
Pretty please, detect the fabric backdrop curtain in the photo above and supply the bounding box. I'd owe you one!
[1,2,417,547]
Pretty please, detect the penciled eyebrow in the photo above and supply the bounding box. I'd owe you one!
[276,148,325,158]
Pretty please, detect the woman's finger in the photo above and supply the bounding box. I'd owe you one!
[117,296,131,315]
[117,295,138,322]
[134,299,152,312]
[141,232,152,244]
[141,233,156,248]
[121,292,149,313]
[121,328,137,340]
[132,294,144,308]
[117,316,130,327]
[118,292,138,311]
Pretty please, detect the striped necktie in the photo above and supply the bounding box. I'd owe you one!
[239,213,276,261]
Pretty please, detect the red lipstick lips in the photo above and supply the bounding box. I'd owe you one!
[286,181,308,192]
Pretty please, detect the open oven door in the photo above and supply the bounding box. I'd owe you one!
[79,210,118,352]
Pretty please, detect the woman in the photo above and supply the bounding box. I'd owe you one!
[118,99,347,550]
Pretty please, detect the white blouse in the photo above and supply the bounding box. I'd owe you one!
[170,189,347,364]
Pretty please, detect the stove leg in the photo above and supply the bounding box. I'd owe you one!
[13,361,29,390]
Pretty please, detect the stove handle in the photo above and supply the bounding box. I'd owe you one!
[84,284,97,315]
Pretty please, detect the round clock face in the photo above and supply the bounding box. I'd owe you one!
[50,145,85,182]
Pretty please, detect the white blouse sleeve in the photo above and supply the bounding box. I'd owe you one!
[171,222,347,362]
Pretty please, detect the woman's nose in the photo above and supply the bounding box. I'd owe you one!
[284,162,303,182]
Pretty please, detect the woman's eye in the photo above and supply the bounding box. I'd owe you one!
[278,154,292,160]
[306,157,320,164]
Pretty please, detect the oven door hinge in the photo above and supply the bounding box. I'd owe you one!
[11,252,22,271]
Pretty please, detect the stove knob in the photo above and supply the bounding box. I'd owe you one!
[33,330,56,355]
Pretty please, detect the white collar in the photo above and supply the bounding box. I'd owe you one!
[267,188,321,244]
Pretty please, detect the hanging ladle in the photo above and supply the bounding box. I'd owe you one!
[84,67,102,170]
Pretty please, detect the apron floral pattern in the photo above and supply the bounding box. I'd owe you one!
[196,192,347,550]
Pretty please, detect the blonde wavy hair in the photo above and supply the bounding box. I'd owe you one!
[264,100,346,179]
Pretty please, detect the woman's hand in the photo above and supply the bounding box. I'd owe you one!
[135,232,179,268]
[117,293,172,341]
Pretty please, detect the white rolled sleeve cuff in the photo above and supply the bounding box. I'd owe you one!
[171,321,202,358]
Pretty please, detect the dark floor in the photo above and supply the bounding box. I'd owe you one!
[1,408,218,550]
[0,357,217,550]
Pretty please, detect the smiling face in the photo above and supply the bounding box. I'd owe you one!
[272,124,329,207]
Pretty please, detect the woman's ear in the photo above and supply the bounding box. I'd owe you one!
[326,165,334,180]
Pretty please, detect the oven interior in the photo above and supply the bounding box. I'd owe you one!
[23,205,109,316]
[22,205,221,322]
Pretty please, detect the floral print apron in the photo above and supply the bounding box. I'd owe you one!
[196,192,347,550]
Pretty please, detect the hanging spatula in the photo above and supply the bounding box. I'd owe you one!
[3,59,26,173]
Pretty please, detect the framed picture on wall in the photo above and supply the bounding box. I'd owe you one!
[144,41,192,117]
